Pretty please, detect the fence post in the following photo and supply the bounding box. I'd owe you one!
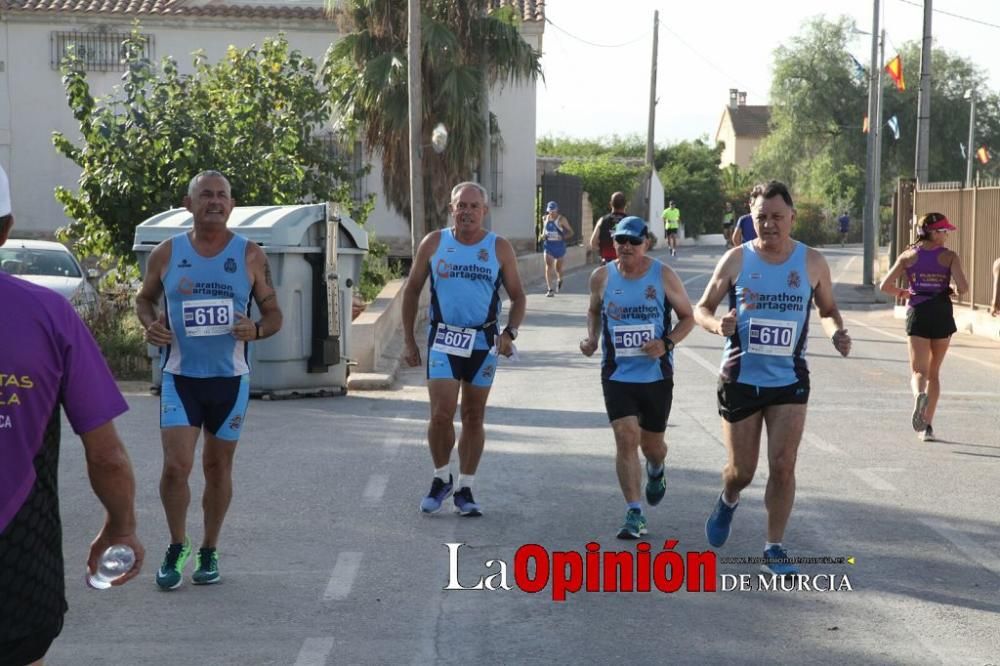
[969,178,977,309]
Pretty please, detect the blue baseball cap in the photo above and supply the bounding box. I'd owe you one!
[546,201,559,211]
[613,216,648,238]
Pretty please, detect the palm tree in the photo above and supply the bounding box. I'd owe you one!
[324,0,541,231]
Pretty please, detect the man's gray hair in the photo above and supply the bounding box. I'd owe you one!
[450,181,488,205]
[188,170,231,197]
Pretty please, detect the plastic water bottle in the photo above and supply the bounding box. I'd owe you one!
[87,545,135,589]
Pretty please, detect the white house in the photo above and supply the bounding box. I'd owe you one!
[0,0,544,255]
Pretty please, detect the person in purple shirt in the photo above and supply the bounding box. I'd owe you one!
[879,212,969,442]
[0,165,144,666]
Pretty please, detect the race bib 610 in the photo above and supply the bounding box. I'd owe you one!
[747,318,797,356]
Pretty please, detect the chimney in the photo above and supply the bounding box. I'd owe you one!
[738,91,747,106]
[728,88,739,109]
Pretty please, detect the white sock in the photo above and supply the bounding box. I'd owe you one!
[457,474,474,490]
[434,466,450,482]
[720,491,738,508]
[765,541,782,551]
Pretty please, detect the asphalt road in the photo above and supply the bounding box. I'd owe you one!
[46,245,1000,665]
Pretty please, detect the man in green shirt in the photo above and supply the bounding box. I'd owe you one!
[662,201,681,256]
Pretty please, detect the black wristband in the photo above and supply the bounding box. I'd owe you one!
[255,322,262,340]
[662,336,675,353]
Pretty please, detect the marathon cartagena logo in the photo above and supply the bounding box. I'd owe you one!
[443,541,855,601]
[739,287,807,313]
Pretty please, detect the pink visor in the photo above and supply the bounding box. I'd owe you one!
[926,217,956,231]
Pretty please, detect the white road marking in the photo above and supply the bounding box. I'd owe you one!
[802,431,844,455]
[293,637,334,666]
[362,474,389,503]
[832,255,857,285]
[323,551,363,601]
[921,518,1000,580]
[850,468,898,492]
[677,346,720,376]
[845,315,1000,372]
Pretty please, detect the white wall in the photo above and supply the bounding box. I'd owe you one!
[0,14,541,255]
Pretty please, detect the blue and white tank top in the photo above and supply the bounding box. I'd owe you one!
[601,259,673,383]
[721,241,812,387]
[427,229,503,350]
[543,218,566,252]
[162,232,252,377]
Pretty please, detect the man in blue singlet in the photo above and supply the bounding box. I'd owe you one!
[136,170,283,589]
[402,182,527,517]
[694,180,851,575]
[580,216,694,539]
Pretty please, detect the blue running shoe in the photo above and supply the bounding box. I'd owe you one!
[453,487,482,517]
[616,508,648,540]
[155,537,192,590]
[761,544,800,576]
[644,462,666,507]
[419,475,453,513]
[705,494,738,547]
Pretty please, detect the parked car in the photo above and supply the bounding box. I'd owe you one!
[0,239,99,314]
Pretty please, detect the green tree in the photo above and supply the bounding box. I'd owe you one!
[658,139,724,237]
[537,134,645,159]
[54,31,363,265]
[720,164,756,213]
[754,15,1000,217]
[556,158,645,225]
[324,0,542,231]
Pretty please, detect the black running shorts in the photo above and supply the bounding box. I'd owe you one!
[0,618,62,666]
[601,379,673,433]
[717,379,810,423]
[906,297,957,339]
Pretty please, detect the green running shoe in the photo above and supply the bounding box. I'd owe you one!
[192,547,221,585]
[645,462,666,506]
[155,537,192,590]
[616,508,648,540]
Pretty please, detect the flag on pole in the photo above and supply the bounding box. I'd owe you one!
[885,55,905,91]
[887,116,900,140]
[849,55,867,83]
[977,146,990,164]
[862,115,869,133]
[960,143,966,159]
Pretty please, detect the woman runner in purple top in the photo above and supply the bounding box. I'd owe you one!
[879,213,969,442]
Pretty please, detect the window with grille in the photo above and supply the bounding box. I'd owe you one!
[320,134,368,204]
[51,31,154,72]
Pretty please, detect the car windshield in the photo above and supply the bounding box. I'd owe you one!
[0,248,82,278]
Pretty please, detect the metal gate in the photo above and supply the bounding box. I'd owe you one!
[540,173,583,249]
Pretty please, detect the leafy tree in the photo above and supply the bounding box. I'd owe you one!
[720,164,756,214]
[324,0,542,232]
[754,15,1000,219]
[53,31,363,265]
[538,134,645,159]
[556,158,645,225]
[658,139,724,237]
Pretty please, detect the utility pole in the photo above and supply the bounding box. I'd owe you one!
[965,91,976,186]
[869,28,885,284]
[645,10,659,222]
[861,0,879,286]
[480,4,492,229]
[914,0,933,183]
[407,0,424,260]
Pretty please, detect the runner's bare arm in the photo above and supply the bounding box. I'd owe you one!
[580,266,607,356]
[496,237,526,358]
[809,249,851,357]
[878,251,912,298]
[247,243,282,339]
[948,251,969,296]
[589,222,602,252]
[136,240,173,345]
[695,248,740,336]
[401,231,440,366]
[560,215,575,242]
[661,264,695,344]
[992,258,1000,316]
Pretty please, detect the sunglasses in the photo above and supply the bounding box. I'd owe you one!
[614,235,645,246]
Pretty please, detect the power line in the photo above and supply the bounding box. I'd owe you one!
[894,0,1000,31]
[543,18,651,48]
[656,21,760,99]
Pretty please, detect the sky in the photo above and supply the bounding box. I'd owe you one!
[535,0,1000,144]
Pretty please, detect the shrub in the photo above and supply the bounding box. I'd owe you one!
[792,202,835,247]
[81,283,150,380]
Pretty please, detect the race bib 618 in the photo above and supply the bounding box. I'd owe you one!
[182,298,234,337]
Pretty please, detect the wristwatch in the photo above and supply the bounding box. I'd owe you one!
[662,336,675,352]
[503,326,518,341]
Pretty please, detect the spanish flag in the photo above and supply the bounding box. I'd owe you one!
[886,55,905,91]
[977,146,990,164]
